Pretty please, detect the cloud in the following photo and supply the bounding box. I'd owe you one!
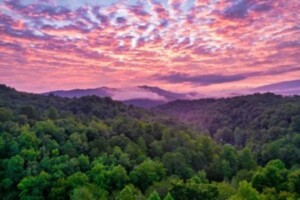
[250,3,272,12]
[155,65,300,85]
[263,65,300,76]
[110,87,167,101]
[223,0,273,19]
[224,0,249,19]
[0,0,299,93]
[155,72,249,85]
[277,41,300,49]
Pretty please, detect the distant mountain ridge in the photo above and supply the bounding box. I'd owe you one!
[252,80,300,95]
[42,80,300,108]
[43,86,197,108]
[43,87,113,98]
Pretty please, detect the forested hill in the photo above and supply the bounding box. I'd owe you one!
[0,84,155,122]
[156,93,300,146]
[156,93,300,132]
[0,84,300,199]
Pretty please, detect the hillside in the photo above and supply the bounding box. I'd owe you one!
[0,85,300,199]
[156,93,300,132]
[156,93,300,163]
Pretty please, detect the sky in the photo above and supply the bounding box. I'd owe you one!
[0,0,299,95]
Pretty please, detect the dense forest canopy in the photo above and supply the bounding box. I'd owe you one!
[156,94,300,164]
[0,84,300,200]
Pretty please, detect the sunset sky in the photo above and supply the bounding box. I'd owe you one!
[0,0,299,95]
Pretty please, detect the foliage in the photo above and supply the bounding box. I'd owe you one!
[0,85,299,199]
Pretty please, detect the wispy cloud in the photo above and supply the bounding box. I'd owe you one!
[155,65,300,85]
[155,72,249,85]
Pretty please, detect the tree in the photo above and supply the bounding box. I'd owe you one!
[34,120,59,137]
[220,144,238,179]
[66,172,89,191]
[215,127,234,144]
[146,179,173,199]
[48,107,58,120]
[107,165,129,190]
[221,160,232,180]
[3,155,25,188]
[207,155,224,181]
[252,159,288,192]
[189,171,209,184]
[238,147,257,171]
[117,185,143,200]
[291,115,300,132]
[18,131,40,149]
[0,107,13,122]
[163,193,174,200]
[20,105,37,120]
[130,160,166,192]
[213,182,235,200]
[77,154,90,172]
[170,180,219,200]
[288,169,300,194]
[0,136,4,156]
[196,136,218,166]
[229,181,260,200]
[70,187,96,200]
[233,127,245,147]
[18,171,50,199]
[20,148,40,161]
[162,152,194,179]
[148,190,161,200]
[89,163,107,188]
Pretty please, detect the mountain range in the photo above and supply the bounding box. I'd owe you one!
[252,80,300,95]
[43,80,300,108]
[43,85,200,108]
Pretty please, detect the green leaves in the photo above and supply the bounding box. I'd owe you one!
[89,162,128,191]
[229,181,261,200]
[18,171,50,200]
[163,193,174,200]
[117,185,143,200]
[130,160,166,192]
[170,180,219,200]
[288,169,300,194]
[238,147,256,171]
[252,159,288,192]
[1,86,300,200]
[66,172,89,190]
[0,107,13,122]
[148,190,161,200]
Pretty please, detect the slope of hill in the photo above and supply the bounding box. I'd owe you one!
[155,93,300,150]
[123,98,166,108]
[1,85,150,121]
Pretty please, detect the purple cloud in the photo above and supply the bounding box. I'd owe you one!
[224,0,249,19]
[155,65,300,85]
[155,72,249,85]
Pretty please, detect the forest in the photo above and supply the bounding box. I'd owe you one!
[0,84,300,200]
